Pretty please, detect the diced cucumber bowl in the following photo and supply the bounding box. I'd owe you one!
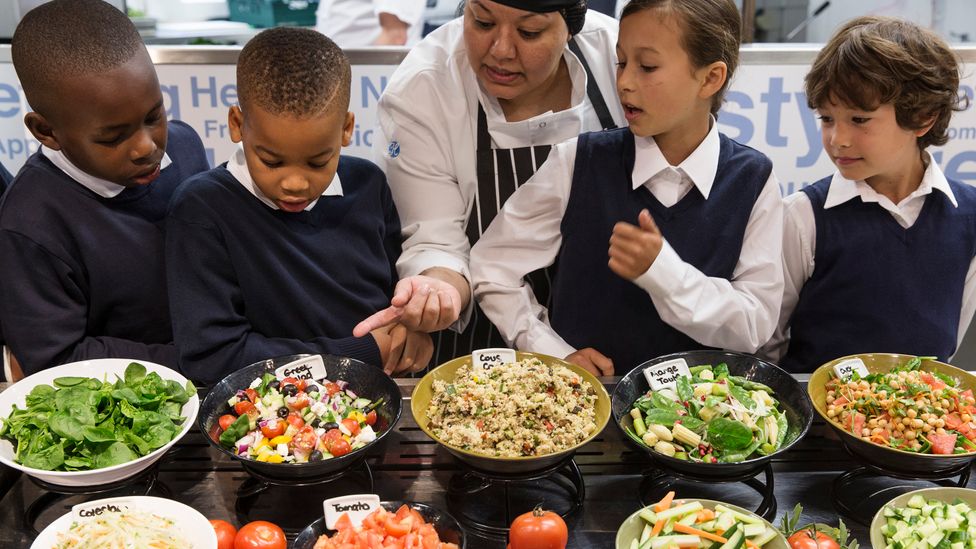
[870,487,976,549]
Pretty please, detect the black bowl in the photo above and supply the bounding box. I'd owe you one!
[198,354,402,481]
[611,350,814,479]
[293,501,466,549]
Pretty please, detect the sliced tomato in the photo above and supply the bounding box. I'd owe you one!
[244,388,259,403]
[946,413,963,430]
[260,419,286,439]
[289,425,318,453]
[286,411,305,429]
[323,382,341,396]
[928,433,958,454]
[285,393,310,412]
[218,414,237,431]
[920,372,947,390]
[365,410,377,426]
[832,396,849,406]
[844,412,866,435]
[234,401,256,416]
[333,513,353,531]
[330,438,352,457]
[384,517,412,537]
[341,418,361,436]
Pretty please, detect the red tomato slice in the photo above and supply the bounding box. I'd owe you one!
[260,419,286,439]
[341,418,361,436]
[929,433,958,454]
[244,388,259,403]
[286,411,305,429]
[234,401,256,416]
[920,372,947,390]
[384,517,412,537]
[218,414,237,431]
[334,513,353,531]
[285,393,310,412]
[832,396,849,406]
[330,439,352,457]
[365,410,377,426]
[946,413,963,430]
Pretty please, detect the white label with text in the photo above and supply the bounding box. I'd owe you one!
[73,497,135,521]
[275,355,328,382]
[832,358,870,381]
[472,348,517,371]
[643,358,691,391]
[324,494,381,529]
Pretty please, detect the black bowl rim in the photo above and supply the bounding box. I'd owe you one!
[409,351,612,463]
[293,500,466,548]
[809,353,976,462]
[611,350,815,470]
[197,353,403,470]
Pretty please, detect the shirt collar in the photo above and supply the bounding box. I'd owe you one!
[226,144,342,211]
[41,146,172,198]
[631,116,720,199]
[823,151,957,209]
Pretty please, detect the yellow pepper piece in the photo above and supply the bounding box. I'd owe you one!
[253,438,270,450]
[269,435,292,446]
[265,454,285,464]
[255,453,270,462]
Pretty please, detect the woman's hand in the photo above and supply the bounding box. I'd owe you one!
[373,323,433,375]
[565,347,614,376]
[354,270,470,335]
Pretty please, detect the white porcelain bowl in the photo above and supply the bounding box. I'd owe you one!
[0,358,199,487]
[31,495,217,549]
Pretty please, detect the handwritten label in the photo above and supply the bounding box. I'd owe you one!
[471,348,517,371]
[324,494,381,529]
[832,358,870,381]
[275,355,328,382]
[73,497,134,521]
[643,358,691,391]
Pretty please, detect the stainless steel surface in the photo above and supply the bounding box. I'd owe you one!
[2,44,976,65]
[1,374,968,549]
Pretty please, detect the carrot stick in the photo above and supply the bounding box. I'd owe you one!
[654,491,676,512]
[746,540,761,549]
[695,508,716,522]
[650,518,667,537]
[673,523,727,543]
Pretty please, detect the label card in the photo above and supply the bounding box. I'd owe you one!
[643,358,691,391]
[324,494,381,529]
[832,358,870,381]
[275,355,328,382]
[73,497,134,521]
[471,348,517,371]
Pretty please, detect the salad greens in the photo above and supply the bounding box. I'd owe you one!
[626,363,790,463]
[0,363,195,471]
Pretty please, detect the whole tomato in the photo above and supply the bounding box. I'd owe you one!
[788,528,841,549]
[507,506,568,549]
[234,520,287,549]
[210,519,237,549]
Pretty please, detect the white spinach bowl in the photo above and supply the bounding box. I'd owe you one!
[0,359,199,487]
[31,495,216,549]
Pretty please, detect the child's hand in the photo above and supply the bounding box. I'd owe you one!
[354,275,463,336]
[565,347,614,376]
[608,209,663,280]
[373,323,433,376]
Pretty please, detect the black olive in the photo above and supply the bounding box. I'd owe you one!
[310,450,323,461]
[281,384,298,397]
[305,384,319,395]
[277,407,289,418]
[310,417,321,427]
[268,380,280,391]
[322,422,338,431]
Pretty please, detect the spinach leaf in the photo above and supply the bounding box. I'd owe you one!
[706,418,754,451]
[95,442,138,468]
[48,413,85,442]
[679,415,706,432]
[645,409,681,427]
[52,377,87,388]
[219,414,250,448]
[124,362,147,385]
[22,441,64,470]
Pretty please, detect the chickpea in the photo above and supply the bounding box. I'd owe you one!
[927,417,938,426]
[826,395,835,405]
[921,413,932,421]
[871,427,883,436]
[868,419,879,429]
[861,428,871,437]
[902,417,914,426]
[907,409,917,418]
[936,419,946,428]
[896,423,906,432]
[913,419,925,429]
[912,442,922,451]
[905,430,917,440]
[827,409,837,418]
[943,399,952,409]
[827,390,836,398]
[963,414,973,423]
[879,390,888,398]
[878,419,888,427]
[937,427,947,435]
[922,424,933,433]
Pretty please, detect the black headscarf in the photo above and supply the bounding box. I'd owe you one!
[489,0,588,35]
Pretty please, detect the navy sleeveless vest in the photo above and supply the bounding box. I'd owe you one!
[550,128,772,372]
[780,176,976,372]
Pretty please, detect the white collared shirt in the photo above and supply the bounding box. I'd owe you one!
[41,146,172,198]
[760,153,976,361]
[316,0,426,47]
[470,121,785,359]
[373,12,625,330]
[225,144,342,211]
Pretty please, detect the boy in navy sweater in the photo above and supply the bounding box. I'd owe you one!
[0,0,209,376]
[166,28,433,383]
[470,0,784,375]
[762,17,976,372]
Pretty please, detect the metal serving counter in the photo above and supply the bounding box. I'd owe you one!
[1,376,972,548]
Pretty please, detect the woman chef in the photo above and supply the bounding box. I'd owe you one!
[355,0,624,375]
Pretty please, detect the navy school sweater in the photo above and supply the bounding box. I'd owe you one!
[165,157,401,384]
[780,176,976,372]
[0,120,209,374]
[0,160,11,351]
[550,128,772,372]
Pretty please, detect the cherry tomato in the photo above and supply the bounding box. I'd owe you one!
[788,529,841,549]
[329,438,352,457]
[365,410,377,426]
[210,519,237,549]
[285,392,310,412]
[280,377,307,392]
[289,425,318,453]
[341,418,361,436]
[323,381,341,396]
[507,506,568,549]
[321,428,343,452]
[285,411,305,429]
[244,388,259,403]
[259,419,285,439]
[234,520,287,549]
[234,401,255,416]
[218,414,237,431]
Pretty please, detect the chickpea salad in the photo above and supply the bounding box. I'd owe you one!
[215,373,384,463]
[625,363,789,463]
[824,357,976,454]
